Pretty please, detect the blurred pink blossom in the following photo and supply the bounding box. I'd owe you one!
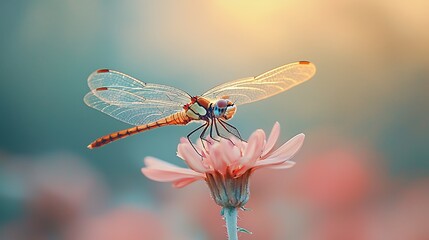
[68,206,175,240]
[372,179,429,240]
[0,153,107,240]
[293,145,381,209]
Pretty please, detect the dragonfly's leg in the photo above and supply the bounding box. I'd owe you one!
[199,121,210,151]
[209,118,220,142]
[187,123,208,156]
[218,119,245,142]
[213,119,234,145]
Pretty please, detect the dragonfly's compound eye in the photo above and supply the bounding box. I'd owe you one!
[216,99,228,108]
[213,99,228,118]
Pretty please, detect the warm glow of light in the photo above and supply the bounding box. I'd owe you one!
[214,0,291,23]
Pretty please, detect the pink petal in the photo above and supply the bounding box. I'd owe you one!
[178,138,205,157]
[177,141,207,173]
[237,129,265,174]
[141,168,204,182]
[144,156,182,169]
[268,161,296,169]
[230,136,244,150]
[209,143,228,174]
[261,122,280,157]
[172,178,199,188]
[254,133,305,169]
[196,138,216,157]
[201,155,214,170]
[176,140,186,159]
[270,133,305,159]
[221,139,241,165]
[141,157,204,182]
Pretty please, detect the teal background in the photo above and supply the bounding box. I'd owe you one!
[1,1,428,239]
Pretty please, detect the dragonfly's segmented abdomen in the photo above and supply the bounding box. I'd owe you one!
[87,112,191,149]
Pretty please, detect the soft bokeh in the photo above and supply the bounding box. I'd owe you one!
[1,0,428,239]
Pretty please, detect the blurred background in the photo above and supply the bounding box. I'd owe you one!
[1,0,428,239]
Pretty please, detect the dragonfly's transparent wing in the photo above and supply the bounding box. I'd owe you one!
[84,69,191,126]
[202,61,316,105]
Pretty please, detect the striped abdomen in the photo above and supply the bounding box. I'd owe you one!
[87,112,191,149]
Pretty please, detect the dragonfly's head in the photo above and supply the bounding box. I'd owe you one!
[213,99,236,120]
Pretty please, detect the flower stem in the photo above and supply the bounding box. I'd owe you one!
[223,207,238,240]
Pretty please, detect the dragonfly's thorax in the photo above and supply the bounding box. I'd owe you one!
[184,96,210,120]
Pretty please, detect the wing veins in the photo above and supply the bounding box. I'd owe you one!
[202,62,316,105]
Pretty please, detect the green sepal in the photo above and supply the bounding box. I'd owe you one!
[237,227,252,234]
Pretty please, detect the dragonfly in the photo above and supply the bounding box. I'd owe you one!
[84,61,316,149]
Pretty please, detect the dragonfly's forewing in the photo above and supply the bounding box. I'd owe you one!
[202,61,316,105]
[84,69,191,126]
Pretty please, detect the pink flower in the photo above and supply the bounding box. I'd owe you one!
[141,122,305,208]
